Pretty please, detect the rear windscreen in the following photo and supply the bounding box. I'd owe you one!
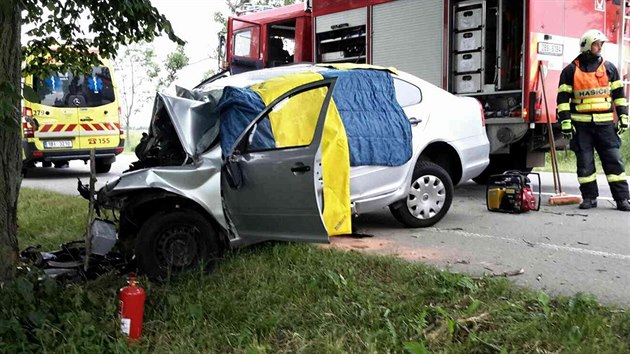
[32,66,116,108]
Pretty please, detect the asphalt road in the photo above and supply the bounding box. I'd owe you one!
[21,155,630,306]
[22,154,137,195]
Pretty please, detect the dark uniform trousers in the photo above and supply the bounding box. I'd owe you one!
[571,122,629,200]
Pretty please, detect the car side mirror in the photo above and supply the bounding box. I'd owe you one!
[223,151,243,189]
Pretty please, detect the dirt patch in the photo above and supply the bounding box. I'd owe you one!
[320,237,392,251]
[322,236,447,262]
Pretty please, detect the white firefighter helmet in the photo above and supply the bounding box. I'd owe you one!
[580,29,608,53]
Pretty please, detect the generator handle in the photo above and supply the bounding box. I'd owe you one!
[530,172,542,211]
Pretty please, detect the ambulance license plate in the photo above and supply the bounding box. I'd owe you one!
[43,140,72,149]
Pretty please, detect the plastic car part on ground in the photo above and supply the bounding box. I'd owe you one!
[19,219,129,282]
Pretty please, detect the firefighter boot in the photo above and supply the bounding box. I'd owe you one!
[579,199,598,209]
[616,199,630,211]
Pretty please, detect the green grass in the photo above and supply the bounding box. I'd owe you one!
[535,133,630,174]
[4,188,630,353]
[17,188,88,250]
[123,129,144,154]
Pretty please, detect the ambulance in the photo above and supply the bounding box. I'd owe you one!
[21,56,124,174]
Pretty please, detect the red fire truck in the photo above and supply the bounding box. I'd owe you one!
[225,0,630,178]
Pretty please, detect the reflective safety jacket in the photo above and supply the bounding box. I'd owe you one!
[556,55,628,124]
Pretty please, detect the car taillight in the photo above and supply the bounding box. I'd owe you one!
[22,107,36,138]
[115,147,124,154]
[476,99,486,127]
[22,122,35,138]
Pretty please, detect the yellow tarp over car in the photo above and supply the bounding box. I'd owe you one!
[250,72,352,236]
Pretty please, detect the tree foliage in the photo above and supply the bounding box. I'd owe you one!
[160,45,190,89]
[20,0,184,78]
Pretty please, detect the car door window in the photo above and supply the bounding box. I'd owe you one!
[394,78,422,107]
[246,85,331,152]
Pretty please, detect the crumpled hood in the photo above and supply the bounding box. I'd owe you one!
[154,92,221,159]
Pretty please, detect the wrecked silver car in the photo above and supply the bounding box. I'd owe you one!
[95,64,489,278]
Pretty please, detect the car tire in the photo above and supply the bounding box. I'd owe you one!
[135,210,221,280]
[389,161,453,228]
[95,160,112,174]
[53,161,69,168]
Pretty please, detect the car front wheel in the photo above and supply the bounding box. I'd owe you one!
[135,210,221,279]
[390,161,453,228]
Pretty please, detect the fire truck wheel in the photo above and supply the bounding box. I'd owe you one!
[135,210,221,280]
[95,160,112,173]
[389,161,453,228]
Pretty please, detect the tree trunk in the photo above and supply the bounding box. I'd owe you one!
[126,119,131,149]
[0,0,22,281]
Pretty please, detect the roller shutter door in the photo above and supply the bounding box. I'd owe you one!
[372,0,444,87]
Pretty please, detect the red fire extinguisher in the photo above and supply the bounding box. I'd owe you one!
[118,273,146,340]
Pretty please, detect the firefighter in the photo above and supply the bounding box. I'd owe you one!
[556,29,630,211]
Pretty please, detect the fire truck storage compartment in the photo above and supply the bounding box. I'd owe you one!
[455,52,482,73]
[455,7,483,30]
[455,73,482,93]
[454,30,483,52]
[315,8,367,64]
[450,0,524,118]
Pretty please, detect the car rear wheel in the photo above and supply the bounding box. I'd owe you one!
[390,161,453,228]
[95,160,112,173]
[54,161,69,168]
[135,210,221,280]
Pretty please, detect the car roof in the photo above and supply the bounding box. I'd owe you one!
[195,64,325,92]
[192,64,447,102]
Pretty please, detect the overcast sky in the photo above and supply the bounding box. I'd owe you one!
[151,0,227,67]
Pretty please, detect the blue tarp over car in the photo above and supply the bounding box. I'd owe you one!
[217,86,275,155]
[320,69,412,166]
[217,69,412,166]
